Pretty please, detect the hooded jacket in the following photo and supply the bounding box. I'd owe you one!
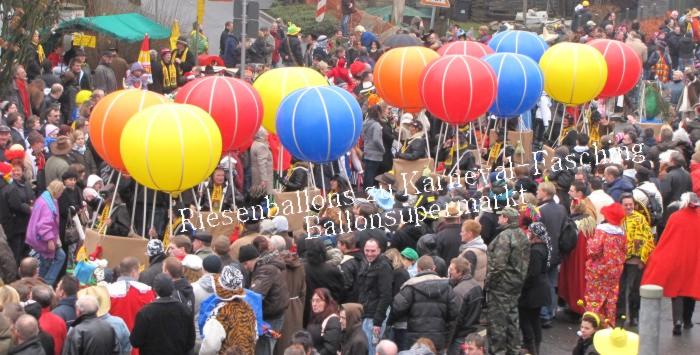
[459,236,488,288]
[339,249,363,303]
[251,251,289,319]
[606,176,635,202]
[138,253,166,287]
[451,273,482,339]
[356,255,393,325]
[340,303,367,355]
[173,277,195,314]
[276,251,306,355]
[362,119,385,162]
[391,271,459,351]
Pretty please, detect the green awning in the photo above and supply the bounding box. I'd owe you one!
[365,6,433,22]
[57,13,170,42]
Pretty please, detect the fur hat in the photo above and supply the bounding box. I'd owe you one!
[50,136,72,155]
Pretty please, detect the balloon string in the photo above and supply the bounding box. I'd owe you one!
[479,116,490,154]
[548,102,562,143]
[130,183,139,233]
[455,124,460,176]
[320,163,326,193]
[142,186,147,238]
[91,169,115,229]
[150,191,157,230]
[309,163,317,190]
[277,147,283,191]
[422,112,432,165]
[502,119,508,170]
[227,153,237,211]
[471,122,483,167]
[168,194,173,240]
[434,121,446,172]
[107,172,122,219]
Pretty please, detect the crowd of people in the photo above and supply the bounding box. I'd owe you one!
[1,2,700,355]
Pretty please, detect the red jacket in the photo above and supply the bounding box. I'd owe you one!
[690,161,700,196]
[107,279,155,355]
[39,308,66,355]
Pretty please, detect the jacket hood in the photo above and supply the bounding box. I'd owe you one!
[197,274,215,293]
[254,128,268,142]
[174,277,194,294]
[282,251,303,270]
[610,176,635,190]
[460,236,488,252]
[130,62,144,72]
[400,271,449,299]
[399,343,435,355]
[341,303,363,331]
[258,251,286,271]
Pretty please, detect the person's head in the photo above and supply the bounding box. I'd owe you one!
[70,58,82,73]
[449,257,471,281]
[13,314,39,344]
[238,244,260,271]
[497,207,520,226]
[153,273,175,298]
[0,286,20,307]
[161,48,172,62]
[460,220,481,243]
[620,192,635,215]
[72,129,85,148]
[225,21,233,31]
[669,151,686,169]
[62,170,78,189]
[252,236,271,254]
[337,233,356,254]
[100,50,114,64]
[536,181,556,202]
[6,112,23,129]
[604,165,620,183]
[311,288,338,319]
[18,257,39,278]
[44,105,61,125]
[192,232,213,251]
[213,235,231,256]
[290,330,315,354]
[580,313,600,340]
[569,180,588,201]
[364,238,381,263]
[168,235,193,257]
[46,180,65,199]
[119,257,141,279]
[465,333,486,355]
[162,256,184,279]
[13,65,27,81]
[212,168,225,185]
[376,340,398,355]
[416,255,435,273]
[10,163,23,182]
[75,295,99,317]
[56,275,78,299]
[29,285,53,309]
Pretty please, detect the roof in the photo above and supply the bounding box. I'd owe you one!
[365,6,433,22]
[57,13,170,42]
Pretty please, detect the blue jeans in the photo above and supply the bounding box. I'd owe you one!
[341,15,351,36]
[362,318,386,355]
[38,248,66,286]
[540,266,559,321]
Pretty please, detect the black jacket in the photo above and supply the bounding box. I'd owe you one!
[307,315,342,355]
[0,179,33,239]
[251,252,290,319]
[396,137,427,161]
[281,36,303,66]
[660,166,692,204]
[340,249,363,303]
[282,164,309,192]
[173,277,195,314]
[451,274,482,339]
[8,336,46,355]
[304,261,344,325]
[130,297,195,355]
[390,222,427,252]
[219,29,230,56]
[138,253,166,286]
[357,255,393,325]
[391,271,460,351]
[537,200,567,266]
[63,313,118,355]
[435,222,462,264]
[478,211,500,245]
[518,243,552,308]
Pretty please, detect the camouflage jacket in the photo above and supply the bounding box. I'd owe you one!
[485,223,530,295]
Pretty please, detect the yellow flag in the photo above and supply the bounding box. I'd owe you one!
[170,20,181,49]
[197,0,205,25]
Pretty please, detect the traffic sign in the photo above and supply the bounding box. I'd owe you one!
[420,0,451,8]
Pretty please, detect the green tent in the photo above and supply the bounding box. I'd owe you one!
[365,6,433,22]
[57,13,170,42]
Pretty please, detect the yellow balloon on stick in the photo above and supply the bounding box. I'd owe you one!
[539,42,608,106]
[253,67,328,134]
[120,103,222,196]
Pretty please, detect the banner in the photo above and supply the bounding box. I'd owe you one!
[197,0,206,25]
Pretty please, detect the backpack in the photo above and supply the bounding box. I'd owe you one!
[636,188,663,227]
[559,217,579,255]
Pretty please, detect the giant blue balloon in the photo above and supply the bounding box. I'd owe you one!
[488,30,549,63]
[483,53,544,117]
[276,86,362,163]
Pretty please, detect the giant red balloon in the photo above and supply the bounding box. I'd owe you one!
[175,76,263,152]
[419,55,497,124]
[588,39,642,98]
[438,41,494,57]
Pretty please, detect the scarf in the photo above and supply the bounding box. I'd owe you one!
[40,191,58,215]
[73,145,86,155]
[15,79,31,119]
[211,184,223,211]
[96,205,110,234]
[177,47,189,64]
[161,60,178,90]
[35,42,46,64]
[528,222,552,268]
[655,52,670,83]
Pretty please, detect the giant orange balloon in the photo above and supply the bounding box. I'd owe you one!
[373,46,439,112]
[89,90,168,172]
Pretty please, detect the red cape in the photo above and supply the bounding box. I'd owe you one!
[642,207,700,300]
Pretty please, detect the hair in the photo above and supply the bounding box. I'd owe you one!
[450,257,471,276]
[0,286,20,309]
[670,151,686,168]
[538,181,556,197]
[30,285,53,308]
[183,266,203,284]
[461,219,481,236]
[252,236,270,253]
[414,337,437,353]
[14,314,39,342]
[6,112,21,127]
[76,295,100,316]
[304,237,327,266]
[46,180,65,198]
[59,275,79,296]
[171,235,193,253]
[571,180,588,195]
[213,236,231,255]
[604,165,621,178]
[619,192,635,204]
[163,257,184,278]
[416,255,435,272]
[577,133,590,146]
[337,233,357,250]
[283,346,306,355]
[290,330,314,353]
[589,176,605,190]
[383,248,403,269]
[18,257,39,278]
[582,314,600,329]
[27,131,44,145]
[311,288,338,323]
[465,333,486,350]
[119,257,140,276]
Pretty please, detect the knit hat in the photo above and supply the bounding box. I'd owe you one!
[82,187,98,201]
[153,273,175,297]
[601,203,625,226]
[87,174,103,189]
[202,255,223,273]
[400,247,419,261]
[146,239,165,257]
[214,265,245,301]
[238,244,260,263]
[272,216,289,233]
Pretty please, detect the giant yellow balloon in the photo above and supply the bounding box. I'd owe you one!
[539,42,608,106]
[253,67,328,134]
[120,103,222,195]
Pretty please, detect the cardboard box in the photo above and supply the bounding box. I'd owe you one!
[84,228,149,268]
[274,189,322,232]
[488,129,533,165]
[393,158,435,194]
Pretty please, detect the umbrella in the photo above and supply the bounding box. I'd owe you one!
[383,34,423,48]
